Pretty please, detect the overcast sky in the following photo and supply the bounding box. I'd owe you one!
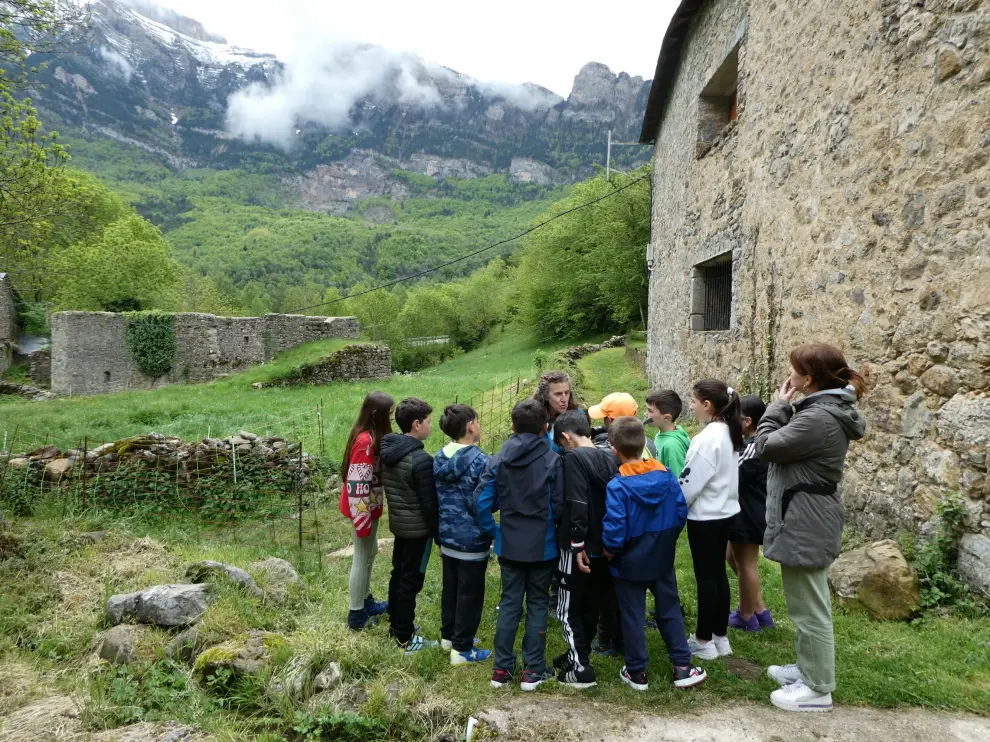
[147,0,680,96]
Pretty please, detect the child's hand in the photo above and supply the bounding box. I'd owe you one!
[576,550,591,573]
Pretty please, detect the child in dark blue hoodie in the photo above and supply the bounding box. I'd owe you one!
[475,399,563,692]
[433,404,493,666]
[602,416,707,692]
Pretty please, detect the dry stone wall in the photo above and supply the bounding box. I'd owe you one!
[51,312,359,396]
[252,344,392,389]
[646,0,990,554]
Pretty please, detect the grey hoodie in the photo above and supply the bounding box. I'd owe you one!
[755,387,867,569]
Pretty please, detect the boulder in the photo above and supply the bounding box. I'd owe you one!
[271,655,342,700]
[165,624,221,665]
[251,557,301,604]
[185,561,263,598]
[43,458,74,482]
[192,631,286,685]
[828,540,921,620]
[107,584,214,627]
[99,624,155,665]
[957,534,990,596]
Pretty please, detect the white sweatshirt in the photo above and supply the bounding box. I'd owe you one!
[678,421,741,521]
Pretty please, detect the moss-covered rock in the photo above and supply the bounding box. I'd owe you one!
[192,630,286,685]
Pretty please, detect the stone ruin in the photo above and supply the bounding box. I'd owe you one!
[50,311,360,396]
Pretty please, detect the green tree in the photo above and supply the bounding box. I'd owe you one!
[0,1,86,235]
[514,169,651,339]
[343,285,402,343]
[51,215,180,311]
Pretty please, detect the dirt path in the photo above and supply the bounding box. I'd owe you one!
[480,697,990,742]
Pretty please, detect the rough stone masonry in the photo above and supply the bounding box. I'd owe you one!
[50,312,359,396]
[642,0,990,580]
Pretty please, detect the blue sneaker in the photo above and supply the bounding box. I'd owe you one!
[364,595,388,617]
[347,608,377,632]
[450,647,492,665]
[401,635,439,654]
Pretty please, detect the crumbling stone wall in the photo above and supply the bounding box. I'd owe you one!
[51,312,360,396]
[28,349,51,388]
[0,274,16,344]
[253,344,392,388]
[646,0,990,553]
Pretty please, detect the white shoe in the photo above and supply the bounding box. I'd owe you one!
[770,680,833,712]
[767,664,805,687]
[441,639,452,651]
[712,634,732,656]
[687,634,719,660]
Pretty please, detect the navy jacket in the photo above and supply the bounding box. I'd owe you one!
[434,444,491,557]
[475,433,563,562]
[602,459,687,582]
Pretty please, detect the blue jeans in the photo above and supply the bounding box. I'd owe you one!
[614,569,691,674]
[494,557,555,674]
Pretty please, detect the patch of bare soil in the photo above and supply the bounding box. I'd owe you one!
[480,697,990,742]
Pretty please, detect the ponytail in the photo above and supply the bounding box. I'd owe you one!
[790,344,868,400]
[693,379,745,451]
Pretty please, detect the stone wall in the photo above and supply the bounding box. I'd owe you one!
[646,0,990,547]
[253,344,392,389]
[51,312,360,396]
[0,274,16,344]
[28,349,51,388]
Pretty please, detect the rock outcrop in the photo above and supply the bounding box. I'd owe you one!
[108,584,215,627]
[828,540,921,620]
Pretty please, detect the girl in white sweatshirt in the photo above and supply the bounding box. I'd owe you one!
[678,379,744,661]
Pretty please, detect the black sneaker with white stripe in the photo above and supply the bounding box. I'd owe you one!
[558,665,597,689]
[673,664,707,688]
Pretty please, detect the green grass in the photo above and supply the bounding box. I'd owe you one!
[575,346,651,406]
[0,326,571,457]
[1,338,988,741]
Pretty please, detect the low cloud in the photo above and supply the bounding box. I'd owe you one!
[99,45,134,82]
[225,41,560,151]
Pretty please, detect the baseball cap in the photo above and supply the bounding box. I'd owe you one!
[588,392,639,420]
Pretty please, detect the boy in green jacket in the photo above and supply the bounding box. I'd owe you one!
[645,390,691,478]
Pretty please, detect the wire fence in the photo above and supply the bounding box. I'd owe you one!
[456,375,526,455]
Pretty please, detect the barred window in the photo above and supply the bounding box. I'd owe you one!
[690,254,733,332]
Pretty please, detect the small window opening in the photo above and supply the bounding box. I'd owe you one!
[691,253,733,331]
[244,336,250,343]
[104,371,112,382]
[697,45,740,157]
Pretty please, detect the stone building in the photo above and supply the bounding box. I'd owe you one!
[0,274,17,377]
[51,312,359,396]
[640,0,990,570]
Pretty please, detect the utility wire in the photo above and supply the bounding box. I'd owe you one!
[285,174,650,314]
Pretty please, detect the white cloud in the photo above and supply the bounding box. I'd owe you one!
[226,42,447,150]
[99,45,134,82]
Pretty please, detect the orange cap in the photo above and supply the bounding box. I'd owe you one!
[588,392,639,420]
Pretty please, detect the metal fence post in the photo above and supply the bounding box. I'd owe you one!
[297,442,304,551]
[81,436,88,512]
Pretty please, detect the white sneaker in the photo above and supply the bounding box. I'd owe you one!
[712,634,732,656]
[770,680,834,712]
[767,664,805,687]
[687,634,719,660]
[441,639,452,651]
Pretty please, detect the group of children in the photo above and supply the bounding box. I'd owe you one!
[338,375,774,693]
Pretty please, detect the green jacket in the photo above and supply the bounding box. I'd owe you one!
[654,426,691,477]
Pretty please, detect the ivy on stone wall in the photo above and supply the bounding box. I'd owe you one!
[124,312,176,379]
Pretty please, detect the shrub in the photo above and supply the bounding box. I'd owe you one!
[124,312,176,379]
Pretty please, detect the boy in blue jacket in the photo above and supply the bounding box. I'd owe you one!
[433,404,493,666]
[475,399,563,692]
[602,416,707,692]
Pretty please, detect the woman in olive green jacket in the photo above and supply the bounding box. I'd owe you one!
[755,344,867,714]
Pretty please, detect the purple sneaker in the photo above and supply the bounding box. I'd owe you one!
[755,609,776,629]
[728,610,760,632]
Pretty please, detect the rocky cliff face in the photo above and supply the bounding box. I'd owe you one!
[29,0,652,210]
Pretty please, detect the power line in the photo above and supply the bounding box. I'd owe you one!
[285,174,650,314]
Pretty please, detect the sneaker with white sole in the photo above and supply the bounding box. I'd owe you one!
[450,647,492,665]
[767,664,805,687]
[520,669,554,692]
[620,665,648,692]
[557,666,597,689]
[712,634,732,656]
[672,664,707,688]
[687,634,719,660]
[770,680,833,712]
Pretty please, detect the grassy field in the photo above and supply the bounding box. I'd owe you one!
[1,334,989,741]
[0,327,576,457]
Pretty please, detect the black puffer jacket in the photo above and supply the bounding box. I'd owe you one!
[380,434,438,540]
